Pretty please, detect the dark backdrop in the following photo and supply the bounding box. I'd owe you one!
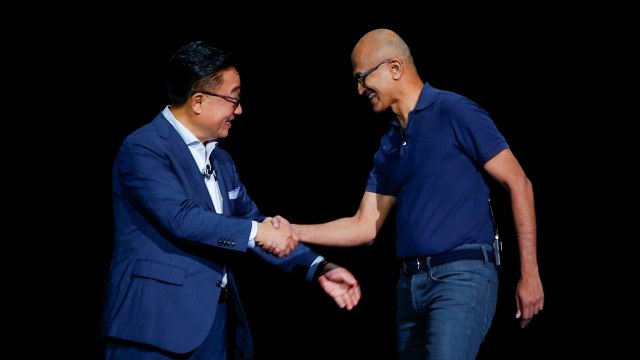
[92,11,600,359]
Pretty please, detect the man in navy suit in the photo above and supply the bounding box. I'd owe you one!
[101,41,361,359]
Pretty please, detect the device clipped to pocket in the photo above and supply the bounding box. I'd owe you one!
[489,198,503,271]
[493,233,503,271]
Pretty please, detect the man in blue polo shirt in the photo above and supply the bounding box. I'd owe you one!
[291,29,544,359]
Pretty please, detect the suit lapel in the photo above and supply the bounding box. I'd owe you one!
[153,114,215,212]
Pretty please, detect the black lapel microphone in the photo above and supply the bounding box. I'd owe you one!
[202,163,216,180]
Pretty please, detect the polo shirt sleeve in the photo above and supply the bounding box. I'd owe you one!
[451,98,509,165]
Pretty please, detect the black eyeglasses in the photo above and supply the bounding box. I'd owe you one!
[355,59,391,86]
[193,90,241,108]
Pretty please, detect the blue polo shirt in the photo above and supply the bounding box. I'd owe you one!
[366,83,508,259]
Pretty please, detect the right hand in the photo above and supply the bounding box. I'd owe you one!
[255,216,298,257]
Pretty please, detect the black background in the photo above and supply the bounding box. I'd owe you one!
[90,9,608,359]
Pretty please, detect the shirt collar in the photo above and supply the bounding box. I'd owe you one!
[163,106,218,151]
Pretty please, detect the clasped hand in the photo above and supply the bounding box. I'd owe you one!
[255,216,298,257]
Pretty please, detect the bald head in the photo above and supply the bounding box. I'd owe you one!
[352,29,414,68]
[351,29,423,122]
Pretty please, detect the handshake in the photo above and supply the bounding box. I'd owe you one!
[255,216,298,257]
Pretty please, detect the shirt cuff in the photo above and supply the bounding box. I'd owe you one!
[248,221,257,248]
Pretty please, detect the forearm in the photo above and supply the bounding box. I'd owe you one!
[293,192,393,247]
[511,177,539,278]
[293,217,376,247]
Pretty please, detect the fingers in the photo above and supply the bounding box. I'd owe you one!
[258,240,290,257]
[323,281,361,310]
[337,282,361,310]
[258,241,280,256]
[516,299,544,328]
[344,282,361,310]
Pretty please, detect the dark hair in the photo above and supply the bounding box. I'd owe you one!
[166,41,236,105]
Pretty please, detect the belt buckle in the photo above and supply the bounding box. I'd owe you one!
[401,259,421,275]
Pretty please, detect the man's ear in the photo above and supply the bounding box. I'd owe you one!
[390,59,403,80]
[191,93,205,114]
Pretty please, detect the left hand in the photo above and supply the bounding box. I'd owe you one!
[318,264,361,310]
[515,276,544,328]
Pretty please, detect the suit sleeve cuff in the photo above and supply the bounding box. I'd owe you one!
[306,256,327,281]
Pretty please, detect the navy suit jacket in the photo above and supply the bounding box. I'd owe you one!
[102,112,320,356]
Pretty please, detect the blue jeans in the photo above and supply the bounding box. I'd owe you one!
[396,243,498,360]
